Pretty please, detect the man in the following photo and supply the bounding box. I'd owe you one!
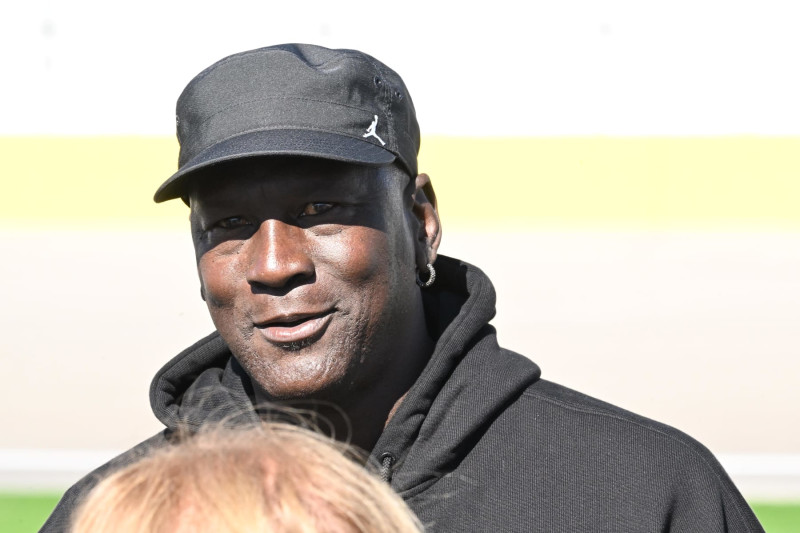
[42,44,764,532]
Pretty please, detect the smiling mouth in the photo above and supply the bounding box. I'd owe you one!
[255,311,334,347]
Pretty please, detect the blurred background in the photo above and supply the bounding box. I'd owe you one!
[1,0,799,530]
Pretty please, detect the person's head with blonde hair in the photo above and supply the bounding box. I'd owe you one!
[71,423,422,533]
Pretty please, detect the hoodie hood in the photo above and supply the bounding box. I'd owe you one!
[370,256,541,493]
[149,255,541,491]
[149,333,259,431]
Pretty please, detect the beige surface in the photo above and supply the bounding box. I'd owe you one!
[1,229,798,456]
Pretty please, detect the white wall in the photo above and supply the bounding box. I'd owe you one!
[2,0,800,135]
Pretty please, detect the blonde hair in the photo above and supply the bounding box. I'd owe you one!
[71,423,422,533]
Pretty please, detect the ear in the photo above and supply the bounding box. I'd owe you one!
[412,173,442,270]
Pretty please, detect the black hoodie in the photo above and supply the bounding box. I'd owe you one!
[41,256,764,532]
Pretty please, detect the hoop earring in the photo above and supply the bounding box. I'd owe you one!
[416,263,436,288]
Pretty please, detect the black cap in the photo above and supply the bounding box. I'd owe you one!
[154,44,420,203]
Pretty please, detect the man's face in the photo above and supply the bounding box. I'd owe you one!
[189,158,427,402]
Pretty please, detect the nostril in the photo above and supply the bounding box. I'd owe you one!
[248,270,316,295]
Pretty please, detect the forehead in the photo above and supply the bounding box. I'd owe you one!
[188,157,401,208]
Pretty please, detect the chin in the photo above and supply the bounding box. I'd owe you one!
[250,359,353,402]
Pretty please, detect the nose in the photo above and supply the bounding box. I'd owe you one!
[245,219,315,290]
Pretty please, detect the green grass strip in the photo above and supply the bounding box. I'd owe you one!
[0,492,797,532]
[751,502,800,533]
[0,493,61,533]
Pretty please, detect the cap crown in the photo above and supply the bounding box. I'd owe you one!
[155,44,420,202]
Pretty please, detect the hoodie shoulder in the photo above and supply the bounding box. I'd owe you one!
[516,379,764,532]
[522,378,721,461]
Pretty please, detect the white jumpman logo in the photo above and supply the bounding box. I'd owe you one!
[363,115,386,146]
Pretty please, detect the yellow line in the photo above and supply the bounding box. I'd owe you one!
[421,137,800,229]
[0,136,185,229]
[2,136,799,229]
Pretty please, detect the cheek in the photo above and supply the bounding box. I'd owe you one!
[319,225,417,336]
[198,253,242,309]
[316,227,394,287]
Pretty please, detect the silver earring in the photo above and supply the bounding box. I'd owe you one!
[416,263,436,288]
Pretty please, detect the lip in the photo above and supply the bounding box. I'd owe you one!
[255,310,334,345]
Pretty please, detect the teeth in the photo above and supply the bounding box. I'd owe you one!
[269,317,313,328]
[275,318,307,327]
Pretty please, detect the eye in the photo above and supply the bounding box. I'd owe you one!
[299,202,334,217]
[213,216,252,230]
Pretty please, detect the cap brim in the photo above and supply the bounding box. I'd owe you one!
[154,129,396,203]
